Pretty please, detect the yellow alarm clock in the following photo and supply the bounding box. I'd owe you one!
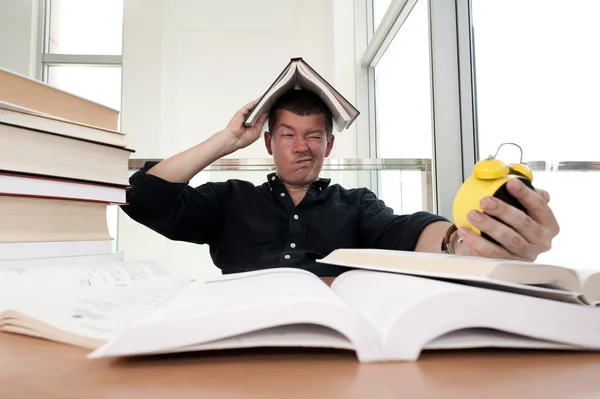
[452,142,534,244]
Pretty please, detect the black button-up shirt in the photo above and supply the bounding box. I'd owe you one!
[121,162,447,277]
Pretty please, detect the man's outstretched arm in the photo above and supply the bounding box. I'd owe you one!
[415,181,559,261]
[413,220,455,253]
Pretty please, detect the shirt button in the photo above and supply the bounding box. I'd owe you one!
[280,192,285,197]
[271,176,276,181]
[293,214,299,220]
[290,243,296,248]
[284,254,291,259]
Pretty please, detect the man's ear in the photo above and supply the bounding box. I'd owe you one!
[264,131,273,155]
[324,135,335,157]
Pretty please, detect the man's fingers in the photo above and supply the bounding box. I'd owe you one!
[466,209,538,260]
[507,179,560,237]
[506,179,555,226]
[245,97,260,108]
[457,227,521,260]
[477,196,540,245]
[239,98,261,116]
[536,188,551,203]
[255,112,268,129]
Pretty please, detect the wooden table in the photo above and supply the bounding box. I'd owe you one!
[2,332,600,398]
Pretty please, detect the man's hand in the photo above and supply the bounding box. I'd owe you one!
[222,99,268,151]
[456,179,560,261]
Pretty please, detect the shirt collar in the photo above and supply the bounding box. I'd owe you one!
[267,173,331,189]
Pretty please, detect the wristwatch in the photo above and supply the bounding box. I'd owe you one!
[442,224,458,254]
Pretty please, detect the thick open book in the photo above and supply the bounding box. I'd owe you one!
[317,248,600,306]
[0,254,191,349]
[244,57,360,132]
[2,258,600,362]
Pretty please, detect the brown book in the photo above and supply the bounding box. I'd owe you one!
[0,67,120,131]
[0,171,127,204]
[0,102,126,147]
[0,123,133,186]
[244,57,360,132]
[0,194,111,243]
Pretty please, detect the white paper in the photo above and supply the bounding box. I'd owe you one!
[181,324,355,353]
[332,269,459,338]
[1,284,187,343]
[145,268,346,323]
[0,258,189,294]
[89,268,383,361]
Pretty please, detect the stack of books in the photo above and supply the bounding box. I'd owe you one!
[0,67,134,261]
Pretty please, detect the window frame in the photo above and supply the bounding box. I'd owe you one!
[37,0,123,82]
[357,0,478,218]
[37,0,124,252]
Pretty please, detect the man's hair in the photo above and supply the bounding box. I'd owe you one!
[267,89,333,138]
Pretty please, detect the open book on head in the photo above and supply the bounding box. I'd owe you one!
[317,248,600,306]
[3,257,600,363]
[244,57,360,132]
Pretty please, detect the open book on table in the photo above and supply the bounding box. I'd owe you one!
[2,256,599,363]
[244,57,360,132]
[316,248,600,306]
[0,253,191,349]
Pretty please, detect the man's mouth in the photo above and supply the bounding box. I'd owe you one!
[296,159,312,164]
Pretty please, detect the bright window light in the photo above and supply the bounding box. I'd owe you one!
[49,0,123,55]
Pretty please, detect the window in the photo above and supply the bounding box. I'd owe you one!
[471,0,600,267]
[42,0,124,94]
[372,0,433,214]
[46,65,122,110]
[42,0,124,251]
[48,0,123,55]
[374,0,431,160]
[373,0,393,30]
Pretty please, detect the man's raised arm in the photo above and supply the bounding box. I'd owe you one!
[147,99,268,183]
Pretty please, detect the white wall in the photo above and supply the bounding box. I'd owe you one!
[0,0,40,78]
[119,0,362,279]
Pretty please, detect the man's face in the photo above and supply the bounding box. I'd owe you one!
[264,109,334,187]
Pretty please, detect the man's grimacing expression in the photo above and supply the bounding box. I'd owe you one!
[264,109,335,187]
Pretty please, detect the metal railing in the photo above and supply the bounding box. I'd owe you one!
[128,158,431,171]
[525,161,600,172]
[127,158,600,215]
[128,158,434,212]
[130,158,600,172]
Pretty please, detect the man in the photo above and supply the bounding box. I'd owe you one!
[121,90,560,276]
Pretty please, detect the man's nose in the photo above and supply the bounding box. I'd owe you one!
[293,136,309,152]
